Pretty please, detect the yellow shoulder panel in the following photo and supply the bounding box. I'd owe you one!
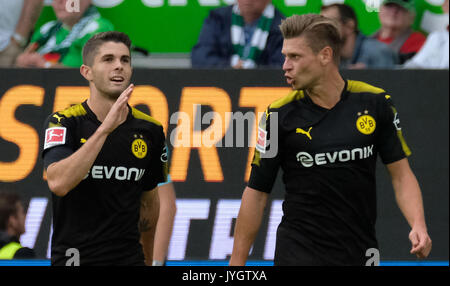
[57,103,87,118]
[347,80,386,94]
[269,90,304,109]
[131,107,162,127]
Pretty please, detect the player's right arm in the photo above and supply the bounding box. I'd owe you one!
[230,187,268,266]
[46,84,133,197]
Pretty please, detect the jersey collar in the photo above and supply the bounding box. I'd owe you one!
[301,78,349,111]
[82,100,133,126]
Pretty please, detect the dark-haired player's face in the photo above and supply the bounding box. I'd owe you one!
[90,41,132,99]
[282,36,322,90]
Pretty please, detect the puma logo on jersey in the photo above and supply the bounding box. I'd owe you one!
[296,127,312,140]
[53,114,64,123]
[80,138,87,144]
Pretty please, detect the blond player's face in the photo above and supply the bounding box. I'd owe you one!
[90,42,132,99]
[282,36,323,91]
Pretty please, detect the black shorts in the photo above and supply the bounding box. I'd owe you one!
[274,225,325,266]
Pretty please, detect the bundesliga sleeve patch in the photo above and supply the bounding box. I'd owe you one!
[256,127,267,154]
[44,127,67,150]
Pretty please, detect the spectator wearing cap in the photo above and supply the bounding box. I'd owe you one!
[373,0,426,64]
[321,3,398,69]
[191,0,285,69]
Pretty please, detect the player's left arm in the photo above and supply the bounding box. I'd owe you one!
[139,188,160,266]
[386,158,432,258]
[153,182,176,266]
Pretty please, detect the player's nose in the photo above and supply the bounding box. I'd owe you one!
[113,58,124,70]
[283,58,292,71]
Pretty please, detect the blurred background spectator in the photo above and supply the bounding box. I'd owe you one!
[0,0,44,67]
[191,0,285,69]
[321,3,397,69]
[373,0,426,64]
[0,190,35,259]
[404,0,449,69]
[14,0,114,68]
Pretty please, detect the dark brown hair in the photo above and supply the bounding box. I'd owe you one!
[82,31,132,66]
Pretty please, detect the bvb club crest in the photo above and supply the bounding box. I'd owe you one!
[356,111,376,135]
[132,134,147,159]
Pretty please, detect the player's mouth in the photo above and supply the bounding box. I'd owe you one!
[110,76,125,84]
[285,75,294,85]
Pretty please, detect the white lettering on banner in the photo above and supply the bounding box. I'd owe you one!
[93,0,308,8]
[264,200,283,260]
[320,0,343,5]
[29,198,284,260]
[209,200,242,259]
[285,0,307,5]
[92,0,124,7]
[425,0,445,5]
[168,199,211,260]
[20,198,48,249]
[47,222,53,259]
[141,0,163,7]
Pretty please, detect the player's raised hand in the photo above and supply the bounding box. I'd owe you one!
[409,227,432,258]
[100,84,134,134]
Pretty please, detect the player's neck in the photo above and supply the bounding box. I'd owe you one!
[87,90,117,122]
[307,70,345,110]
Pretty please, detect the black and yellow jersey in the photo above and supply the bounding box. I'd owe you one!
[42,100,168,266]
[248,79,411,266]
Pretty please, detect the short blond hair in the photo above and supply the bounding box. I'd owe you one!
[280,14,342,64]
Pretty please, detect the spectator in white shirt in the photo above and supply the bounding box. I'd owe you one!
[404,0,449,69]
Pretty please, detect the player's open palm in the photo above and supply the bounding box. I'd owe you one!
[101,84,134,133]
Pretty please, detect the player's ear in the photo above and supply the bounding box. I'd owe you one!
[80,64,93,81]
[319,46,333,66]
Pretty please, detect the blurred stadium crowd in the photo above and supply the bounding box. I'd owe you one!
[0,0,448,70]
